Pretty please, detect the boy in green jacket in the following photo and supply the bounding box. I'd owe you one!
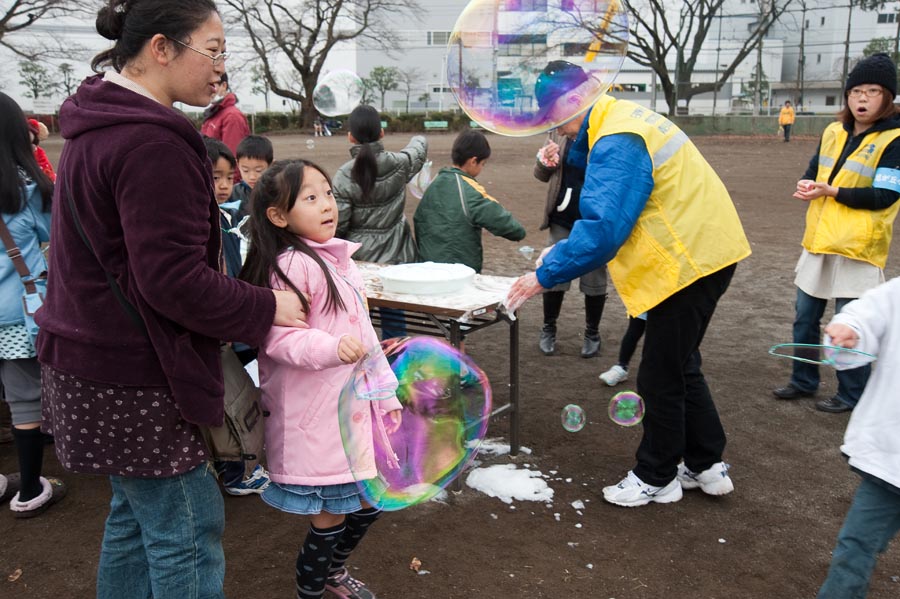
[414,130,526,272]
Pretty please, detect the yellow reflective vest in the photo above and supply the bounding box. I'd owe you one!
[586,96,751,316]
[801,122,900,268]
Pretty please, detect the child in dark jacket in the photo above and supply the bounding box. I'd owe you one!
[232,134,274,223]
[414,130,526,273]
[203,137,270,497]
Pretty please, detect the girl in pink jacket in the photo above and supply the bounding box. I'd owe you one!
[241,159,403,599]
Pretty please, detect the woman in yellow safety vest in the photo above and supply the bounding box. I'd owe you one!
[773,53,900,414]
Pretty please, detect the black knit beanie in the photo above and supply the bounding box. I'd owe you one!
[846,52,897,97]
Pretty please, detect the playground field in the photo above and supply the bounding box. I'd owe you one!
[3,131,899,598]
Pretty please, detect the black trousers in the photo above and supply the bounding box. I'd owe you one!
[632,263,737,487]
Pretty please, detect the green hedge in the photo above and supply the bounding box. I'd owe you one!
[188,111,477,134]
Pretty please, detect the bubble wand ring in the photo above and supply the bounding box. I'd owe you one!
[768,343,877,368]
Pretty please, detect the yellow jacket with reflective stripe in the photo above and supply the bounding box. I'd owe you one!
[586,96,751,316]
[801,122,900,268]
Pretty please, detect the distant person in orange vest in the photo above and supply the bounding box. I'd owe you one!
[779,100,796,142]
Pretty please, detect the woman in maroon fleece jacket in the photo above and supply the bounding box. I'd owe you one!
[35,2,305,597]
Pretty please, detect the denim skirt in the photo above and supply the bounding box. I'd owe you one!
[262,481,365,515]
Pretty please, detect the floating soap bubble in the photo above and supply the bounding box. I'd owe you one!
[339,337,492,511]
[608,391,644,426]
[306,139,316,150]
[313,70,365,117]
[561,404,586,432]
[407,160,434,200]
[518,246,535,260]
[446,0,629,136]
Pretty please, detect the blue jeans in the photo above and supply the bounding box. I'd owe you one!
[96,463,225,599]
[818,477,900,599]
[379,307,407,340]
[790,288,870,408]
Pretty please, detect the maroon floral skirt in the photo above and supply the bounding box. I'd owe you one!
[41,366,207,478]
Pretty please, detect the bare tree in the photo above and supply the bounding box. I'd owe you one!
[624,0,793,115]
[222,0,418,127]
[368,66,399,111]
[1,1,89,59]
[397,66,423,113]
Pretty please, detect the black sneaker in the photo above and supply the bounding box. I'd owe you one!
[772,383,814,400]
[816,397,852,413]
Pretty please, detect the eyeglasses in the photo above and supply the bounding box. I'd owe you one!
[166,36,228,66]
[848,88,883,98]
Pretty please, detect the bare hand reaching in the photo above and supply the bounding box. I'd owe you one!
[824,323,859,348]
[338,335,366,364]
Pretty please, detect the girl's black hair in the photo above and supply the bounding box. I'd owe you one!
[91,0,218,73]
[0,92,53,215]
[239,160,346,315]
[348,104,382,202]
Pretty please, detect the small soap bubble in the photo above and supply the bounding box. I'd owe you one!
[518,246,535,260]
[608,391,644,426]
[313,70,364,116]
[306,139,315,150]
[561,404,586,432]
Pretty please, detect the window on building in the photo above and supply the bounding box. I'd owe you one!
[498,33,547,56]
[427,31,451,46]
[878,13,897,24]
[431,86,452,94]
[820,16,825,25]
[805,19,809,29]
[503,0,549,10]
[825,96,836,106]
[817,54,821,64]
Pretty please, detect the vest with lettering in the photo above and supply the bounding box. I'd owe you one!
[586,95,751,316]
[801,122,900,268]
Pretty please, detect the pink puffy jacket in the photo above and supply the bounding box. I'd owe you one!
[259,238,401,486]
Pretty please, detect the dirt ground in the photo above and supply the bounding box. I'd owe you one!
[3,129,899,599]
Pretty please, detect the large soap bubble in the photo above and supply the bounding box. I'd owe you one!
[447,0,629,136]
[313,70,365,116]
[338,337,492,511]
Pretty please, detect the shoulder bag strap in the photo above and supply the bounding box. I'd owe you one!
[0,213,38,295]
[63,179,150,339]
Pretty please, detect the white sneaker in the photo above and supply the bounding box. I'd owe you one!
[602,471,683,507]
[677,461,734,496]
[599,364,628,386]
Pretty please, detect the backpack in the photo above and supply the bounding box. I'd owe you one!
[199,346,265,478]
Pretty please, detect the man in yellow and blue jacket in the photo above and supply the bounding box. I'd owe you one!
[507,61,751,508]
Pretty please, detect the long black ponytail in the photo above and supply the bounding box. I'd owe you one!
[348,104,382,203]
[239,160,346,315]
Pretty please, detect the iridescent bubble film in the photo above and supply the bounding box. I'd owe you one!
[313,70,365,117]
[561,404,585,432]
[406,160,434,200]
[306,139,316,150]
[608,391,644,427]
[339,337,492,511]
[447,0,629,136]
